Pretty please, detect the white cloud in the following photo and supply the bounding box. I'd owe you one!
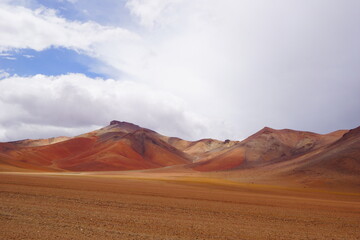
[0,70,10,79]
[126,0,182,28]
[0,73,214,141]
[0,0,359,142]
[0,53,12,56]
[122,0,360,135]
[0,3,137,53]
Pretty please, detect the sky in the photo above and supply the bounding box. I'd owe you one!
[0,0,359,142]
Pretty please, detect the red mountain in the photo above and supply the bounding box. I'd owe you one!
[0,120,359,188]
[191,127,347,171]
[0,121,192,171]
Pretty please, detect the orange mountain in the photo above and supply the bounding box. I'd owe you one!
[191,127,347,171]
[0,121,192,171]
[0,121,359,185]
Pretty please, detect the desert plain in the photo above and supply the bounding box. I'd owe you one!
[1,171,359,240]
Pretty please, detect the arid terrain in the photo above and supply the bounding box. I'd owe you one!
[0,121,359,239]
[1,172,359,240]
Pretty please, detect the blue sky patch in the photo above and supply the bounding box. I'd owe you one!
[36,0,133,28]
[0,48,107,78]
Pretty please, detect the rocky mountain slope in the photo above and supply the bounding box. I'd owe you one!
[0,121,358,184]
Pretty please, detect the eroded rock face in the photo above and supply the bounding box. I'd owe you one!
[109,120,142,133]
[110,120,140,128]
[110,120,122,125]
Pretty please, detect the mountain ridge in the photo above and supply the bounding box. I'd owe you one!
[0,120,358,188]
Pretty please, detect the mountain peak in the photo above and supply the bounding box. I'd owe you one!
[109,120,142,132]
[110,120,138,126]
[110,120,125,125]
[259,126,276,134]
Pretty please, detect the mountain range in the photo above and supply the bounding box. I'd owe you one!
[0,120,359,189]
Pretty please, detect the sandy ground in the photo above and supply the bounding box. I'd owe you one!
[0,172,359,240]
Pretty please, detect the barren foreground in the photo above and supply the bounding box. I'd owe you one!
[0,173,359,240]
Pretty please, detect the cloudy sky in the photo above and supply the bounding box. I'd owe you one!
[0,0,359,141]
